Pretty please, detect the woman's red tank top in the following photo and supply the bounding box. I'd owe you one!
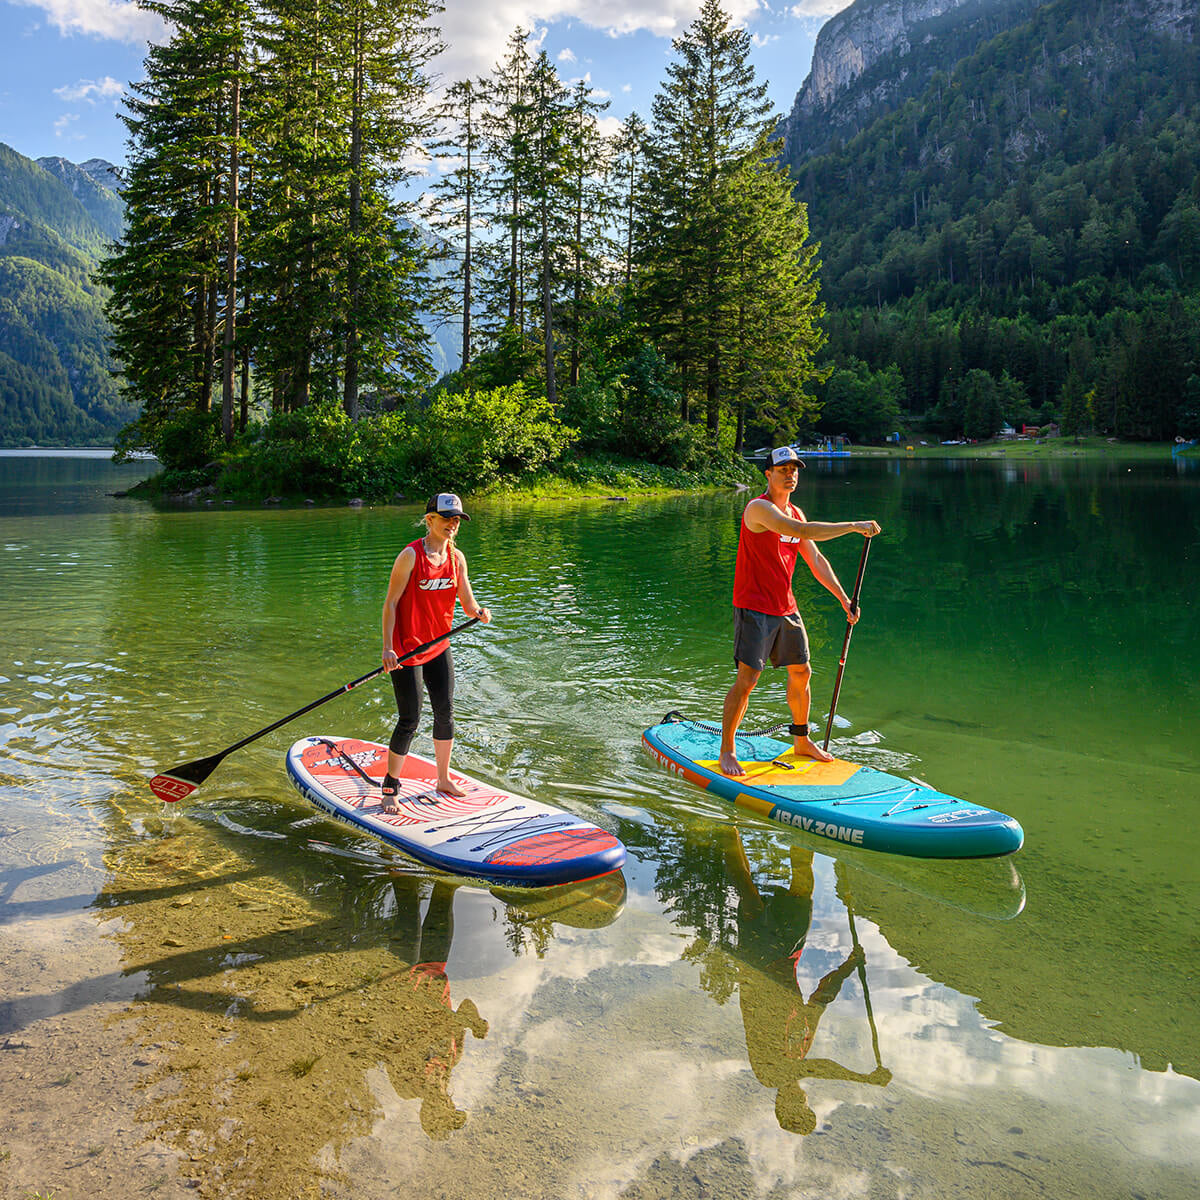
[393,538,458,665]
[732,495,802,616]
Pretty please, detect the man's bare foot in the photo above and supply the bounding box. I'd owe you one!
[794,736,834,763]
[437,779,467,797]
[718,751,746,777]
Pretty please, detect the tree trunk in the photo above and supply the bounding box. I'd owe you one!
[343,14,364,420]
[221,59,241,445]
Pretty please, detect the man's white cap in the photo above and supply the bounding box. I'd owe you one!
[769,446,805,468]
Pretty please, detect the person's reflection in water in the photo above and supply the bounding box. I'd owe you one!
[385,878,488,1139]
[723,829,891,1134]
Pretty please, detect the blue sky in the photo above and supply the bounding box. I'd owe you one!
[0,0,844,173]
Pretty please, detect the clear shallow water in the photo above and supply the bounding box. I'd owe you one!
[1,451,1197,1199]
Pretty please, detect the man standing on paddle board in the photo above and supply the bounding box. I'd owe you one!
[720,446,880,776]
[381,493,491,809]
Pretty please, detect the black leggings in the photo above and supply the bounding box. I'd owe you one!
[389,647,455,757]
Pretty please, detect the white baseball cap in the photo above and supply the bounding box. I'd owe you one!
[426,493,470,520]
[768,446,805,468]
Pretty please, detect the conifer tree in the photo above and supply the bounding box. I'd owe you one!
[479,29,534,342]
[428,78,485,370]
[102,0,248,453]
[637,0,821,443]
[561,77,613,388]
[525,51,572,405]
[610,113,647,292]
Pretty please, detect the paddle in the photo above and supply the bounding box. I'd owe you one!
[148,617,481,802]
[846,902,884,1071]
[821,534,874,754]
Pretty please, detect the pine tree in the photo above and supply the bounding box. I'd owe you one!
[521,52,572,406]
[637,0,819,444]
[428,78,485,370]
[562,77,613,388]
[101,0,247,452]
[610,113,647,292]
[479,29,534,342]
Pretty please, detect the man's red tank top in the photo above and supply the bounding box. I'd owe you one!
[732,494,803,616]
[393,538,458,666]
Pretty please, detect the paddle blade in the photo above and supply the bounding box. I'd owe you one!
[149,752,226,802]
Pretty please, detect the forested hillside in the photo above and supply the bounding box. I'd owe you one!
[0,143,133,445]
[788,0,1200,440]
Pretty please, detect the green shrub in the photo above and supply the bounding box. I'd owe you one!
[409,384,577,493]
[151,408,223,471]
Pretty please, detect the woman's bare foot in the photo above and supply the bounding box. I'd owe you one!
[718,751,746,777]
[794,735,833,763]
[437,779,467,797]
[380,783,401,814]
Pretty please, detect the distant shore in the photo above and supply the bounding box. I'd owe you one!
[839,437,1194,462]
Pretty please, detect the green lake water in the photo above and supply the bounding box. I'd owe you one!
[1,448,1197,1199]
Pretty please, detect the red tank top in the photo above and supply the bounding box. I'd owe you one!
[732,494,803,616]
[393,538,458,665]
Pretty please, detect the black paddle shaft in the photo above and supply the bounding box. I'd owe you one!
[151,617,481,797]
[821,536,873,754]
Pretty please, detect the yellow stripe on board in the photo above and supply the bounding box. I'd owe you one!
[734,793,776,817]
[698,756,861,787]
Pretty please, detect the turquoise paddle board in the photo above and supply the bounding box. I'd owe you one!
[642,716,1023,859]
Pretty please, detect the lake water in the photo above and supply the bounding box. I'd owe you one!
[1,449,1197,1199]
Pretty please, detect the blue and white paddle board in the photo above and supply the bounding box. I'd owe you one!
[642,717,1023,859]
[287,736,626,885]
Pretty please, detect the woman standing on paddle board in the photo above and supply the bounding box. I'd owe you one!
[720,446,880,777]
[381,493,490,809]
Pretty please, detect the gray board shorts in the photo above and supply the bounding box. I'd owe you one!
[733,607,811,671]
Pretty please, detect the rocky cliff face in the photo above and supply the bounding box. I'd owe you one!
[796,0,975,118]
[781,0,1036,161]
[787,0,1196,143]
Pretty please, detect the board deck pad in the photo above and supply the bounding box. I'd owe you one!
[287,736,626,885]
[642,719,1023,859]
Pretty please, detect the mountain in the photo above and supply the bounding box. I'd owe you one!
[0,143,133,445]
[782,0,1039,161]
[784,0,1200,440]
[35,155,126,240]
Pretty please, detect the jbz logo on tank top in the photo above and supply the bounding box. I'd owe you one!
[418,578,456,591]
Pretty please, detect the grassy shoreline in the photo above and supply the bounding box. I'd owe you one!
[852,436,1194,462]
[110,437,1197,507]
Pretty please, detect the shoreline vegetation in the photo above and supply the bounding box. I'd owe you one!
[83,4,1197,508]
[113,434,1193,508]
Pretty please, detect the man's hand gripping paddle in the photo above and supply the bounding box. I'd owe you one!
[148,617,481,802]
[822,535,873,755]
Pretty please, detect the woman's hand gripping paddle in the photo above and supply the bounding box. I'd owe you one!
[148,617,481,802]
[822,535,874,755]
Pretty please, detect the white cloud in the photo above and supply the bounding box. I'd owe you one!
[53,76,125,104]
[557,47,577,63]
[53,112,83,138]
[13,0,167,45]
[436,2,762,84]
[788,1,847,18]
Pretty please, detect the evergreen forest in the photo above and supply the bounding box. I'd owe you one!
[102,0,816,497]
[3,0,1198,480]
[0,146,137,444]
[789,0,1200,443]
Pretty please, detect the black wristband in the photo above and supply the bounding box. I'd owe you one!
[788,723,809,737]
